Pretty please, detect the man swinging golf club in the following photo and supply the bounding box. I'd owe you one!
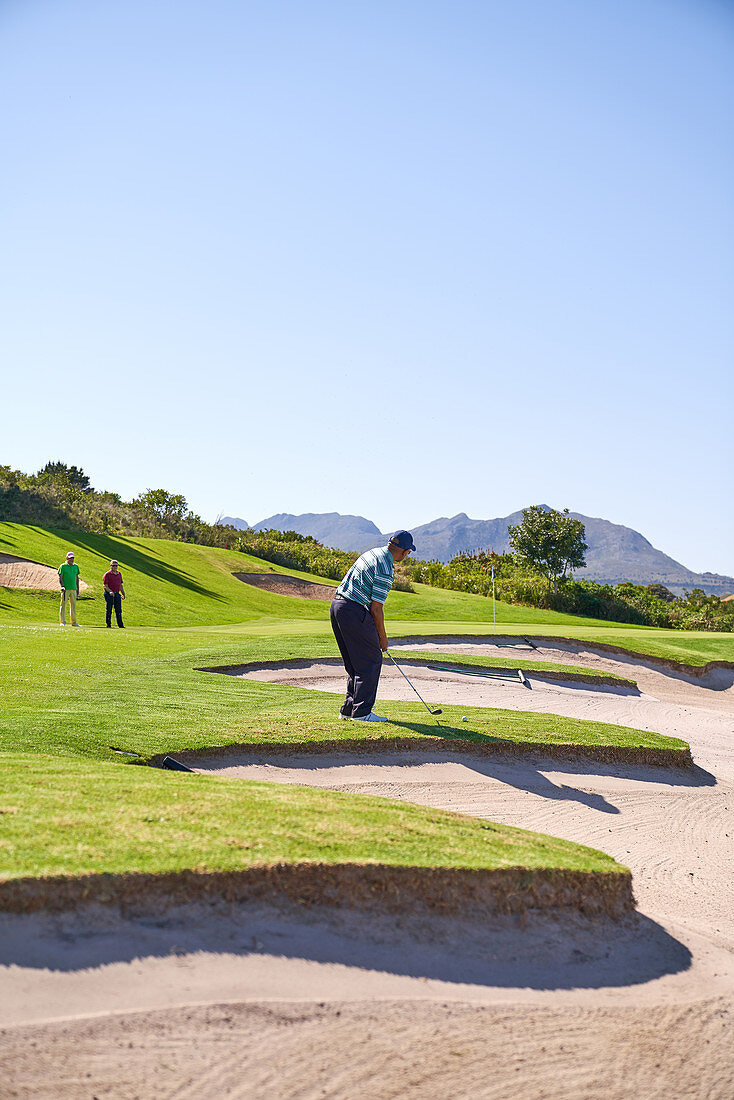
[330,530,415,722]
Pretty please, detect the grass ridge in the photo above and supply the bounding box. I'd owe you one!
[0,864,634,920]
[159,737,693,770]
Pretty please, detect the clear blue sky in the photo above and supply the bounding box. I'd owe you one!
[2,0,732,574]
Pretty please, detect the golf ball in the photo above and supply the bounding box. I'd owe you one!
[462,716,468,722]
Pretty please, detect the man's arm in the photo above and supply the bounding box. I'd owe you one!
[370,600,388,652]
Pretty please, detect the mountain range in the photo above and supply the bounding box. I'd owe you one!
[218,510,734,598]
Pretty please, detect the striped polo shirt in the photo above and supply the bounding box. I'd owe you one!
[336,546,394,608]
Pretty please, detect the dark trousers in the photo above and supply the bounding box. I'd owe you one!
[105,591,124,627]
[330,595,382,718]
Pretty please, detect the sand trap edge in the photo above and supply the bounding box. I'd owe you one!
[232,572,335,601]
[374,657,636,691]
[390,635,734,679]
[196,659,637,691]
[151,737,693,770]
[0,864,634,920]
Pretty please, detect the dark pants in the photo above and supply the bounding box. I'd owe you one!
[330,595,382,718]
[105,591,124,627]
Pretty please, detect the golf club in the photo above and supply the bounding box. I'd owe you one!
[386,651,442,715]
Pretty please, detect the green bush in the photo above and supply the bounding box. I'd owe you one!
[236,530,414,592]
[405,550,733,632]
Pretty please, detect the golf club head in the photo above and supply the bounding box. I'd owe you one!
[431,708,442,715]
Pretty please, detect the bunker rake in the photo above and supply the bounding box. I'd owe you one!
[429,664,529,687]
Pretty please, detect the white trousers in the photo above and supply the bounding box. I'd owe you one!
[59,588,77,625]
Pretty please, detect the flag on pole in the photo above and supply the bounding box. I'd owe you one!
[491,564,496,629]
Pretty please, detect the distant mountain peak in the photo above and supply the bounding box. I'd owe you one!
[222,507,733,597]
[218,515,249,530]
[252,512,384,553]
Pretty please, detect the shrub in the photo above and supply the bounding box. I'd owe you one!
[404,548,733,631]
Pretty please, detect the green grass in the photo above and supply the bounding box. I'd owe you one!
[387,621,734,668]
[0,625,686,761]
[3,521,727,894]
[0,521,663,631]
[0,523,327,626]
[2,522,733,667]
[0,755,620,880]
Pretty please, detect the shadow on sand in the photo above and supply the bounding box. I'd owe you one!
[386,720,716,787]
[0,901,691,992]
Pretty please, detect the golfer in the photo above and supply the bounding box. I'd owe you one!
[102,559,126,628]
[330,531,416,722]
[58,551,80,627]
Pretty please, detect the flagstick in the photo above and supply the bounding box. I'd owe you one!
[492,564,496,631]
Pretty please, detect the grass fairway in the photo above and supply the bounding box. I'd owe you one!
[0,626,686,762]
[2,522,732,667]
[3,521,727,908]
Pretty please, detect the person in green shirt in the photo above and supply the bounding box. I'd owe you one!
[58,551,80,626]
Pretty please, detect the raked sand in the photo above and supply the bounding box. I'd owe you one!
[1,638,732,1098]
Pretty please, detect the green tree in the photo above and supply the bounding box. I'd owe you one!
[134,489,188,521]
[38,460,93,493]
[508,505,587,594]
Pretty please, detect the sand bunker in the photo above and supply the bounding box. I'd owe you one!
[169,638,733,1094]
[233,571,335,601]
[0,553,88,591]
[4,636,733,1096]
[390,635,734,707]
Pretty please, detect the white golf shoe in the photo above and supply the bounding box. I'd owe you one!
[351,712,388,723]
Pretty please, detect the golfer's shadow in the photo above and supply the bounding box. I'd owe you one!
[388,721,621,815]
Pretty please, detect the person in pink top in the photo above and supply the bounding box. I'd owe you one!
[102,559,126,628]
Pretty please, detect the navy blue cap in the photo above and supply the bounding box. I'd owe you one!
[389,530,416,552]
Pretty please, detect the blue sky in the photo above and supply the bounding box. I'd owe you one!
[2,0,732,574]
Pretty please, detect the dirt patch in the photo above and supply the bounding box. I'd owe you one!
[233,571,335,601]
[0,863,633,920]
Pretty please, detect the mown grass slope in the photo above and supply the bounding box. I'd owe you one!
[3,524,733,669]
[0,522,648,630]
[0,755,621,880]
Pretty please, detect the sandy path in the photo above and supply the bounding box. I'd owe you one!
[2,639,733,1097]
